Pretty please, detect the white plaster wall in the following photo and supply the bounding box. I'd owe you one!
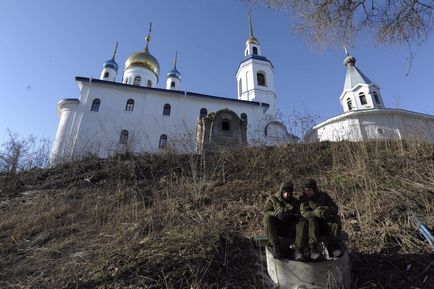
[52,80,274,161]
[306,109,434,142]
[122,66,158,87]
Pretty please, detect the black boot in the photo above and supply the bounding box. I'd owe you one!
[272,244,282,259]
[294,248,304,261]
[331,244,343,258]
[310,247,321,261]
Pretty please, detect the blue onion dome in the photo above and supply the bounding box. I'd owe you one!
[103,58,119,71]
[167,67,181,80]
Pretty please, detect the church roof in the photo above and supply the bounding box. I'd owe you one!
[343,54,372,91]
[343,65,373,91]
[75,77,269,108]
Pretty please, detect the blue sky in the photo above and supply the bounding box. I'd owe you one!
[0,0,433,141]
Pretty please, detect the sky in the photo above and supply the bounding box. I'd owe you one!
[0,0,433,142]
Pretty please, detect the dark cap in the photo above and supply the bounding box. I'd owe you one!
[303,178,318,192]
[279,181,294,193]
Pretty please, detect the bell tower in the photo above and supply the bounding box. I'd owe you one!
[236,15,276,115]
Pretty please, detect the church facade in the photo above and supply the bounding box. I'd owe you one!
[50,19,290,164]
[304,51,434,142]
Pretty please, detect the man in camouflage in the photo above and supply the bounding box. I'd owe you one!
[300,178,343,260]
[263,181,307,260]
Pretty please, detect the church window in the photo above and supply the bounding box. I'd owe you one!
[241,113,247,124]
[147,80,152,87]
[257,72,266,86]
[125,99,134,111]
[104,72,109,78]
[222,118,230,131]
[252,47,258,55]
[124,78,129,84]
[170,81,175,88]
[238,79,243,96]
[91,99,100,112]
[200,108,207,118]
[119,130,129,144]
[359,92,367,105]
[134,76,141,86]
[347,98,353,111]
[163,103,171,116]
[373,91,380,104]
[159,134,168,148]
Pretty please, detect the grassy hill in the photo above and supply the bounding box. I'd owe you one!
[0,141,433,288]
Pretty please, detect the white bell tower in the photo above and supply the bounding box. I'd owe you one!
[340,48,385,113]
[236,15,276,115]
[166,52,181,90]
[100,42,119,82]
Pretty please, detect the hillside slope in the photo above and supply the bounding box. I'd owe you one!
[0,141,433,288]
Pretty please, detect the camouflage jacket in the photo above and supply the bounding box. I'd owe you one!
[264,192,301,217]
[299,191,338,219]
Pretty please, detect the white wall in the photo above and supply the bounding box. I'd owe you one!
[51,79,275,161]
[305,109,434,142]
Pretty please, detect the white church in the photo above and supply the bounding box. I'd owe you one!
[304,50,434,142]
[50,17,434,164]
[50,18,291,164]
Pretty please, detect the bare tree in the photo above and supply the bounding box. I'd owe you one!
[244,0,432,46]
[0,130,50,174]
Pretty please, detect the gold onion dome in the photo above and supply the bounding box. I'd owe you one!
[124,24,160,76]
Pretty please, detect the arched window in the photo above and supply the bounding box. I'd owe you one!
[347,98,353,111]
[373,91,380,104]
[252,47,258,55]
[124,77,129,84]
[240,113,247,124]
[200,108,207,118]
[119,130,129,144]
[147,80,152,87]
[91,98,100,112]
[222,118,230,131]
[125,99,134,111]
[159,134,168,148]
[170,81,175,88]
[163,103,171,116]
[359,92,367,105]
[257,72,266,86]
[238,78,243,96]
[134,76,141,85]
[104,72,109,78]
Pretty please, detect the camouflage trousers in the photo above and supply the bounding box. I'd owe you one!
[306,216,342,248]
[263,214,307,250]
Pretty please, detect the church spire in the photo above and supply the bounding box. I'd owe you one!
[111,41,118,61]
[145,22,152,50]
[246,13,258,45]
[166,51,181,90]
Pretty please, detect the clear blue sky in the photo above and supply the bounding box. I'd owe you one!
[1,0,433,141]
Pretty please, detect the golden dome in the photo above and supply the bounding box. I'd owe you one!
[246,35,258,45]
[125,46,160,76]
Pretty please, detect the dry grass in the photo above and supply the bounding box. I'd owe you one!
[0,140,433,288]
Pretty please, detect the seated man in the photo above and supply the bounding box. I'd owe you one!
[300,179,343,260]
[263,181,307,260]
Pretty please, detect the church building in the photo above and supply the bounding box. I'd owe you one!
[50,18,290,164]
[304,50,434,142]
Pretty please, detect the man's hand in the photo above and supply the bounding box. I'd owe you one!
[314,206,330,218]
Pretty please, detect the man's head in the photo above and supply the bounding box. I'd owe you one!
[280,181,294,201]
[303,178,318,198]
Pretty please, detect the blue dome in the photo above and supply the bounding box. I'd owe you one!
[167,68,181,80]
[103,58,119,71]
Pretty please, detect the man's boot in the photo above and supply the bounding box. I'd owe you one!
[331,244,343,258]
[272,244,282,259]
[294,248,304,261]
[310,247,321,261]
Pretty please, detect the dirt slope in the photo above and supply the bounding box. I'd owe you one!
[0,141,433,288]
